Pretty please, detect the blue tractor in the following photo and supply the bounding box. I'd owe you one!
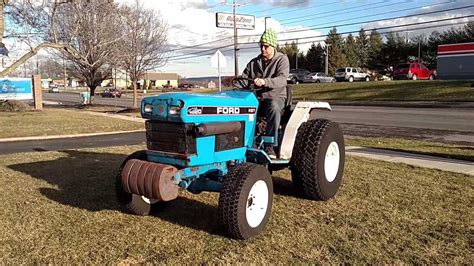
[116,78,345,239]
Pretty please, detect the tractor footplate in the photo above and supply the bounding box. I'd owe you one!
[121,159,179,201]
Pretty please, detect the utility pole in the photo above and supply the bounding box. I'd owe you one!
[418,42,421,62]
[232,0,239,77]
[325,44,331,75]
[63,56,67,89]
[295,39,298,70]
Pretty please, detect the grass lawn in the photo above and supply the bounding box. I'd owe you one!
[0,108,143,139]
[346,136,474,162]
[293,80,474,102]
[0,145,471,264]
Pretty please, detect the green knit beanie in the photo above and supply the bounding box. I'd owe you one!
[260,29,278,48]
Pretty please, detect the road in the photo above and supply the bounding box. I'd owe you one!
[41,91,474,146]
[44,92,474,131]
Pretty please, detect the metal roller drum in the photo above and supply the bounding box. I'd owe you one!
[121,159,179,201]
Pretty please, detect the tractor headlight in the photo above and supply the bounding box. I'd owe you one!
[169,100,184,116]
[169,106,180,115]
[143,104,153,113]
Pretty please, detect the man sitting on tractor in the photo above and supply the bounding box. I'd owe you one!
[241,29,290,159]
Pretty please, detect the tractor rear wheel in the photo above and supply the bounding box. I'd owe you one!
[218,163,273,240]
[290,119,345,200]
[115,150,162,215]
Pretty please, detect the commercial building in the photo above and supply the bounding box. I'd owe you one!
[437,42,474,80]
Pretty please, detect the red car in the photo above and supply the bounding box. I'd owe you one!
[393,62,436,80]
[102,88,122,98]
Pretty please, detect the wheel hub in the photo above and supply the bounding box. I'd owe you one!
[246,180,269,228]
[324,141,340,182]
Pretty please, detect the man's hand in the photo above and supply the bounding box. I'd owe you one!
[254,78,266,87]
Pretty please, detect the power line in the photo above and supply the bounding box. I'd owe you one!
[167,5,473,59]
[280,0,387,23]
[265,1,339,17]
[167,17,472,62]
[166,1,463,55]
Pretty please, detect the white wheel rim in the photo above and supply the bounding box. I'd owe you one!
[324,141,340,182]
[246,180,269,228]
[141,195,159,204]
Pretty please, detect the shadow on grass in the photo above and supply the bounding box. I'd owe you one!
[7,150,225,237]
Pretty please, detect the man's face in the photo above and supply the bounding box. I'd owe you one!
[260,43,275,60]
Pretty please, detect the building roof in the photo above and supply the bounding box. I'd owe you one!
[140,72,178,80]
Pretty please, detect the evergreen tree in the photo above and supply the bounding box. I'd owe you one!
[305,42,324,72]
[368,29,383,69]
[344,34,358,67]
[355,28,369,69]
[325,27,347,75]
[464,21,474,39]
[278,41,299,69]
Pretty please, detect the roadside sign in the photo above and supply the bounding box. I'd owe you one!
[0,78,33,100]
[216,12,255,30]
[211,50,226,92]
[211,50,227,68]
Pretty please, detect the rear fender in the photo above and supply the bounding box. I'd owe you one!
[279,102,331,160]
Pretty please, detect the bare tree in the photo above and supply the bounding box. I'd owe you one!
[51,0,123,103]
[2,1,123,104]
[119,0,168,108]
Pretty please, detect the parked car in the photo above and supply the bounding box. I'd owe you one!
[48,85,59,93]
[307,72,336,83]
[335,67,371,82]
[102,88,122,98]
[178,83,194,90]
[287,68,311,84]
[162,84,174,89]
[393,62,436,80]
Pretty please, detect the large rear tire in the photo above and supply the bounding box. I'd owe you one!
[115,150,161,215]
[290,119,345,200]
[218,163,273,240]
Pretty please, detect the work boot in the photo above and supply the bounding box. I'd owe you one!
[264,145,277,159]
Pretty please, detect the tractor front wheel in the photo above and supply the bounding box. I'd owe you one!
[115,150,161,215]
[218,163,273,240]
[290,119,345,200]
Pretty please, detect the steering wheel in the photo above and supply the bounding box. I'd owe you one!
[232,76,256,91]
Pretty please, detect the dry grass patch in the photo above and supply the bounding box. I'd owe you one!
[0,145,472,264]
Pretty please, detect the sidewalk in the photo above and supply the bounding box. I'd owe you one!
[327,100,474,109]
[346,146,474,176]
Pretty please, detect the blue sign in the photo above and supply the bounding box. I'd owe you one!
[0,78,33,100]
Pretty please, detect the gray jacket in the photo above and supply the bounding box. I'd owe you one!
[242,51,289,99]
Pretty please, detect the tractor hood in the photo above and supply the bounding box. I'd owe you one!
[141,90,259,123]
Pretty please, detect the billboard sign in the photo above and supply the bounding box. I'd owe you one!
[216,12,255,30]
[0,78,33,100]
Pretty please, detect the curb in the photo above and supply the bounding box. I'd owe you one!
[347,146,474,176]
[0,130,145,143]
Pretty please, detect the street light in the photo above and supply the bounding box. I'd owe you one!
[264,17,270,30]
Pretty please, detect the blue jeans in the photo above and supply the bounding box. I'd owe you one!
[258,98,286,147]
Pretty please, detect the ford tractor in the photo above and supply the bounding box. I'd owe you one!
[116,77,345,239]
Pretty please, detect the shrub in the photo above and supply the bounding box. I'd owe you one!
[0,100,32,112]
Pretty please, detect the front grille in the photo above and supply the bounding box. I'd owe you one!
[146,121,196,154]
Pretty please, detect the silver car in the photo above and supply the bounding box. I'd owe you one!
[308,72,336,83]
